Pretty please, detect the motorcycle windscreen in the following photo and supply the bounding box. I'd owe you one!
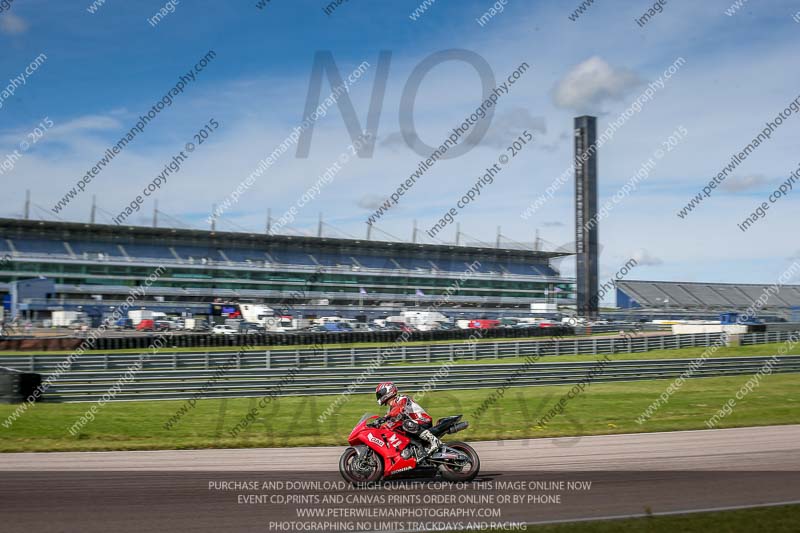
[356,413,378,425]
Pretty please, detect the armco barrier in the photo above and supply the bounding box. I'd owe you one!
[0,366,42,404]
[5,330,796,374]
[1,330,798,402]
[0,332,691,373]
[39,356,800,403]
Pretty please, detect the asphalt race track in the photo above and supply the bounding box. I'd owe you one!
[2,424,798,472]
[1,425,798,532]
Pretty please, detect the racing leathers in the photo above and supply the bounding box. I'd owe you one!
[383,394,441,457]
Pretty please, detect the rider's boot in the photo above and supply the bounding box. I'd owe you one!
[418,429,442,459]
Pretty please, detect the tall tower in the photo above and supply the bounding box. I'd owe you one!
[574,116,599,318]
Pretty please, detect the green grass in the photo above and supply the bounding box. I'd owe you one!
[1,372,798,453]
[477,504,800,532]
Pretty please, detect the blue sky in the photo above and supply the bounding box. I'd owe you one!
[1,0,799,294]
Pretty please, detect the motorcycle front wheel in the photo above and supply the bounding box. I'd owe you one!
[339,445,384,483]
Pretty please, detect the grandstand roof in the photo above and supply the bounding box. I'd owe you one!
[616,279,800,310]
[0,218,571,261]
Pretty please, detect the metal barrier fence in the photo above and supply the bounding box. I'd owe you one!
[45,356,800,403]
[0,323,671,352]
[7,332,723,373]
[6,330,798,402]
[739,330,800,345]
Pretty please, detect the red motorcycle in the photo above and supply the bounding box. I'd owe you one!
[339,413,480,483]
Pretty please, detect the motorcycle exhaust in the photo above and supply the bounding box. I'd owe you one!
[447,421,469,434]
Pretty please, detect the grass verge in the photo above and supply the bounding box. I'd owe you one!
[1,372,798,453]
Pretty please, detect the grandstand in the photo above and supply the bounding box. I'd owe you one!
[0,218,574,320]
[617,280,800,316]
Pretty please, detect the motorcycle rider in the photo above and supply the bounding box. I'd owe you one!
[374,381,442,458]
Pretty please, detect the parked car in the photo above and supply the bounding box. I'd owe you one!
[153,320,173,332]
[468,319,500,329]
[238,322,265,334]
[311,322,353,333]
[136,319,155,332]
[112,318,134,330]
[193,321,212,332]
[212,325,237,335]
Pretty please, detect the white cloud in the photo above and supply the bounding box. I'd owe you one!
[0,13,28,35]
[553,56,641,112]
[378,131,405,150]
[539,130,570,153]
[478,108,546,148]
[378,108,546,150]
[719,174,771,192]
[0,116,122,148]
[630,249,663,267]
[356,194,386,210]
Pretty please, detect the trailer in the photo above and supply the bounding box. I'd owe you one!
[401,311,448,331]
[51,310,87,327]
[128,310,167,326]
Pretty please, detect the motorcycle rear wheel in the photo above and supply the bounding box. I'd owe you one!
[438,441,480,482]
[339,445,384,483]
